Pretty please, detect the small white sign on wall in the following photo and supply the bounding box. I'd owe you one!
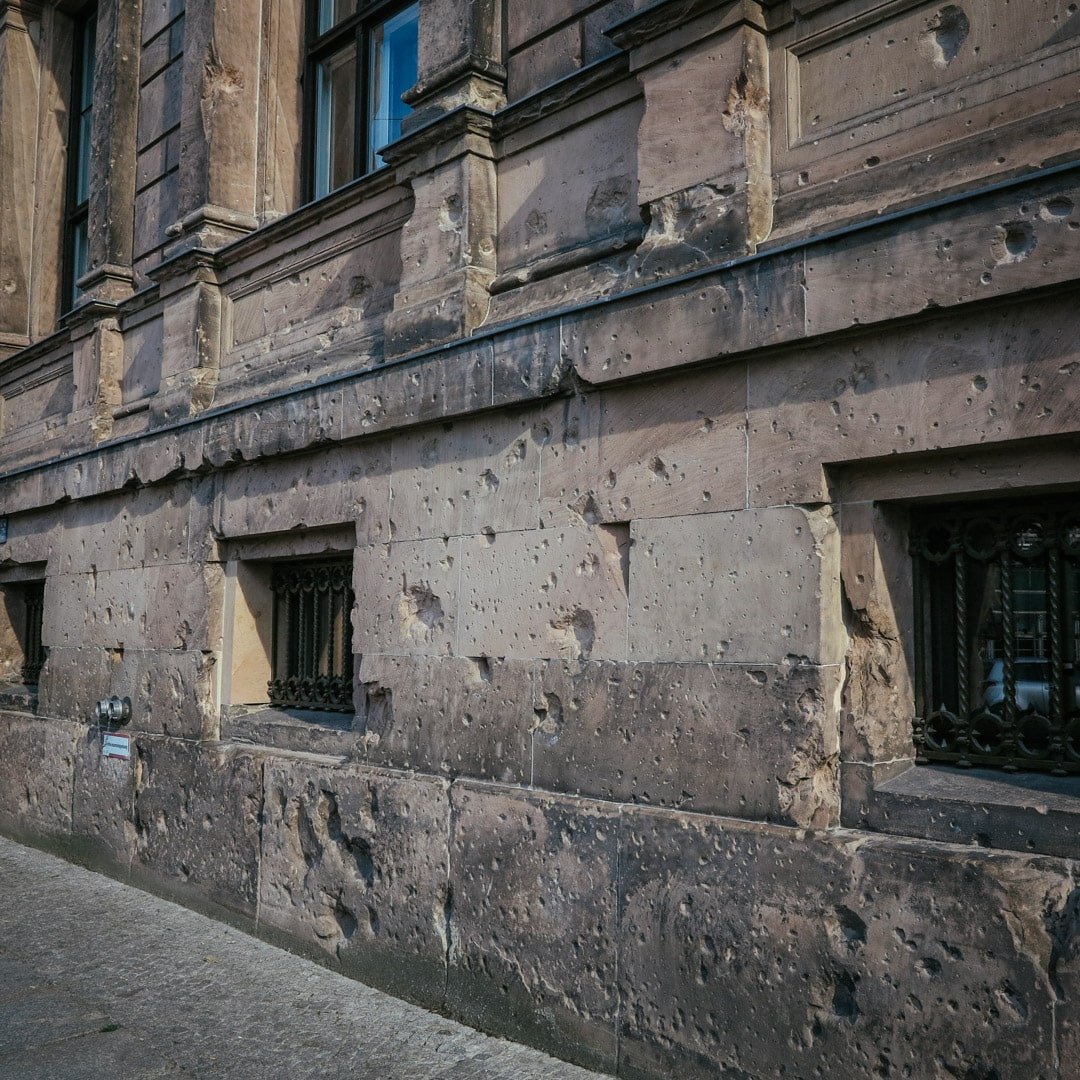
[101,733,131,761]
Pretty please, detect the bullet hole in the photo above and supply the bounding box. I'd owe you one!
[649,456,670,480]
[971,375,988,392]
[479,469,500,493]
[468,656,493,684]
[548,608,596,659]
[864,156,881,168]
[924,5,970,66]
[992,221,1037,264]
[980,271,993,285]
[398,582,444,644]
[1040,196,1074,221]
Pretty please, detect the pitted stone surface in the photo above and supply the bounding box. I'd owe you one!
[0,836,606,1080]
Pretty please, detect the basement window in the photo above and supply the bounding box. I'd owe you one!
[269,560,355,712]
[911,497,1080,776]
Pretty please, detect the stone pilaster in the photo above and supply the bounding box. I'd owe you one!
[609,0,773,273]
[381,0,505,357]
[167,0,262,256]
[147,250,223,426]
[0,0,44,357]
[78,0,141,307]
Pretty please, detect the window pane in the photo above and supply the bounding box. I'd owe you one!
[367,3,419,170]
[313,42,358,198]
[71,217,89,299]
[317,0,359,35]
[75,109,93,204]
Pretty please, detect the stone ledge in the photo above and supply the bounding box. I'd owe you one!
[844,761,1080,861]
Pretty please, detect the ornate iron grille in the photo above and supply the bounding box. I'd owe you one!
[269,561,354,712]
[20,583,45,685]
[911,499,1080,775]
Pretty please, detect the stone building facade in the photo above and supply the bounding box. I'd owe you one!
[0,0,1078,1075]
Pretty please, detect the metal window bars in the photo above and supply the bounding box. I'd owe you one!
[269,561,355,712]
[911,499,1080,775]
[20,583,46,686]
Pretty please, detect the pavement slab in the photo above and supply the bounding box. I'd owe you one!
[0,837,608,1080]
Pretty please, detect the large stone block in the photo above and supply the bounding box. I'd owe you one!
[564,255,803,385]
[539,366,747,527]
[447,783,619,1072]
[618,809,1069,1080]
[357,654,531,784]
[533,659,839,826]
[629,507,843,665]
[258,759,450,1008]
[71,727,136,869]
[497,101,641,272]
[352,537,460,657]
[44,564,222,653]
[36,646,111,724]
[748,294,1080,505]
[131,738,265,916]
[215,441,391,545]
[0,714,77,839]
[108,648,218,740]
[457,525,629,661]
[388,411,542,541]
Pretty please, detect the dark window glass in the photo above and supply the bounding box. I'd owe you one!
[269,561,355,712]
[911,498,1080,775]
[65,6,97,308]
[307,1,419,199]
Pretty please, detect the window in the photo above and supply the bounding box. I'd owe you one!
[64,5,97,308]
[0,580,46,687]
[269,560,355,712]
[911,497,1080,775]
[305,0,420,200]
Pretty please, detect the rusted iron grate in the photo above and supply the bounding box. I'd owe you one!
[911,498,1080,774]
[269,561,354,712]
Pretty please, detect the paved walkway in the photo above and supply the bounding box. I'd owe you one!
[0,837,606,1080]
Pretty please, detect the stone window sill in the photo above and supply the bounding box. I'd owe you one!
[220,704,357,757]
[854,763,1080,860]
[0,683,38,715]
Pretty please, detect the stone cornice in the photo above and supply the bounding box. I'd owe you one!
[605,0,766,51]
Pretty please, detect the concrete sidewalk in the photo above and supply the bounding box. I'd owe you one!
[0,837,606,1079]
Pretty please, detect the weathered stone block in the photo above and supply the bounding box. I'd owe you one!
[629,507,842,664]
[71,727,136,868]
[352,537,460,657]
[388,412,541,541]
[215,441,390,545]
[109,648,218,740]
[618,809,1069,1080]
[447,782,619,1072]
[259,759,450,1008]
[457,525,629,661]
[131,738,265,916]
[36,646,111,724]
[749,294,1080,506]
[533,659,839,826]
[498,102,641,273]
[338,339,493,440]
[539,365,746,527]
[564,255,803,385]
[0,714,77,839]
[357,654,531,784]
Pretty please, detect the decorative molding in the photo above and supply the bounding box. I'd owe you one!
[606,0,765,51]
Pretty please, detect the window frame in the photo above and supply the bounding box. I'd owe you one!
[62,3,98,311]
[302,0,419,202]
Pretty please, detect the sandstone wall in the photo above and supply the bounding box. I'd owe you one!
[0,0,1078,1076]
